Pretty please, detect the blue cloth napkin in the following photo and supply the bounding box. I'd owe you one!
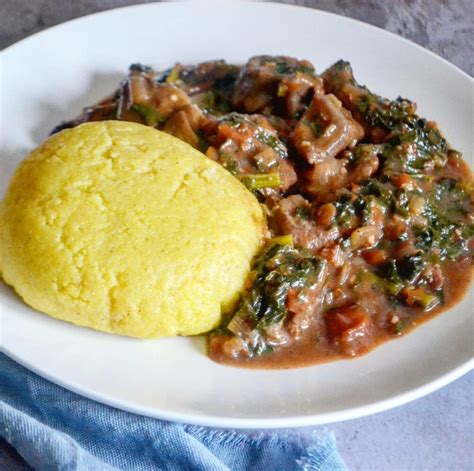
[0,354,346,470]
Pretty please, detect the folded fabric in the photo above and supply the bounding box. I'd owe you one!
[0,354,346,470]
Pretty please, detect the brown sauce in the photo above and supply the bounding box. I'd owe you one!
[211,260,472,369]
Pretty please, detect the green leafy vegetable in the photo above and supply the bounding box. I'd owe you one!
[165,64,182,84]
[296,206,312,220]
[396,254,425,284]
[310,118,325,137]
[131,104,164,127]
[364,269,403,296]
[393,318,411,334]
[219,244,326,355]
[255,129,288,159]
[359,179,393,208]
[334,194,356,227]
[419,178,473,260]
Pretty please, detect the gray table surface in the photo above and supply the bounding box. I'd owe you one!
[1,1,473,470]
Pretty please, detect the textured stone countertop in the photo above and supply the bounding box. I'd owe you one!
[1,1,473,470]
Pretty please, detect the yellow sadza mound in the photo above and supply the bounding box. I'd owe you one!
[0,121,264,338]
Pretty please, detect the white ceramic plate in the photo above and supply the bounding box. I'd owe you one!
[1,1,473,428]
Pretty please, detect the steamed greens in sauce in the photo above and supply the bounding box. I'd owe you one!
[54,56,473,368]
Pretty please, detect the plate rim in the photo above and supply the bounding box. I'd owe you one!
[1,0,473,428]
[1,0,472,84]
[2,346,473,428]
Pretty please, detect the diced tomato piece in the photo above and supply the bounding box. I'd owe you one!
[326,305,374,356]
[362,249,387,266]
[394,173,413,188]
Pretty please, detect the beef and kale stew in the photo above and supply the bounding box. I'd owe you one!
[54,56,473,368]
